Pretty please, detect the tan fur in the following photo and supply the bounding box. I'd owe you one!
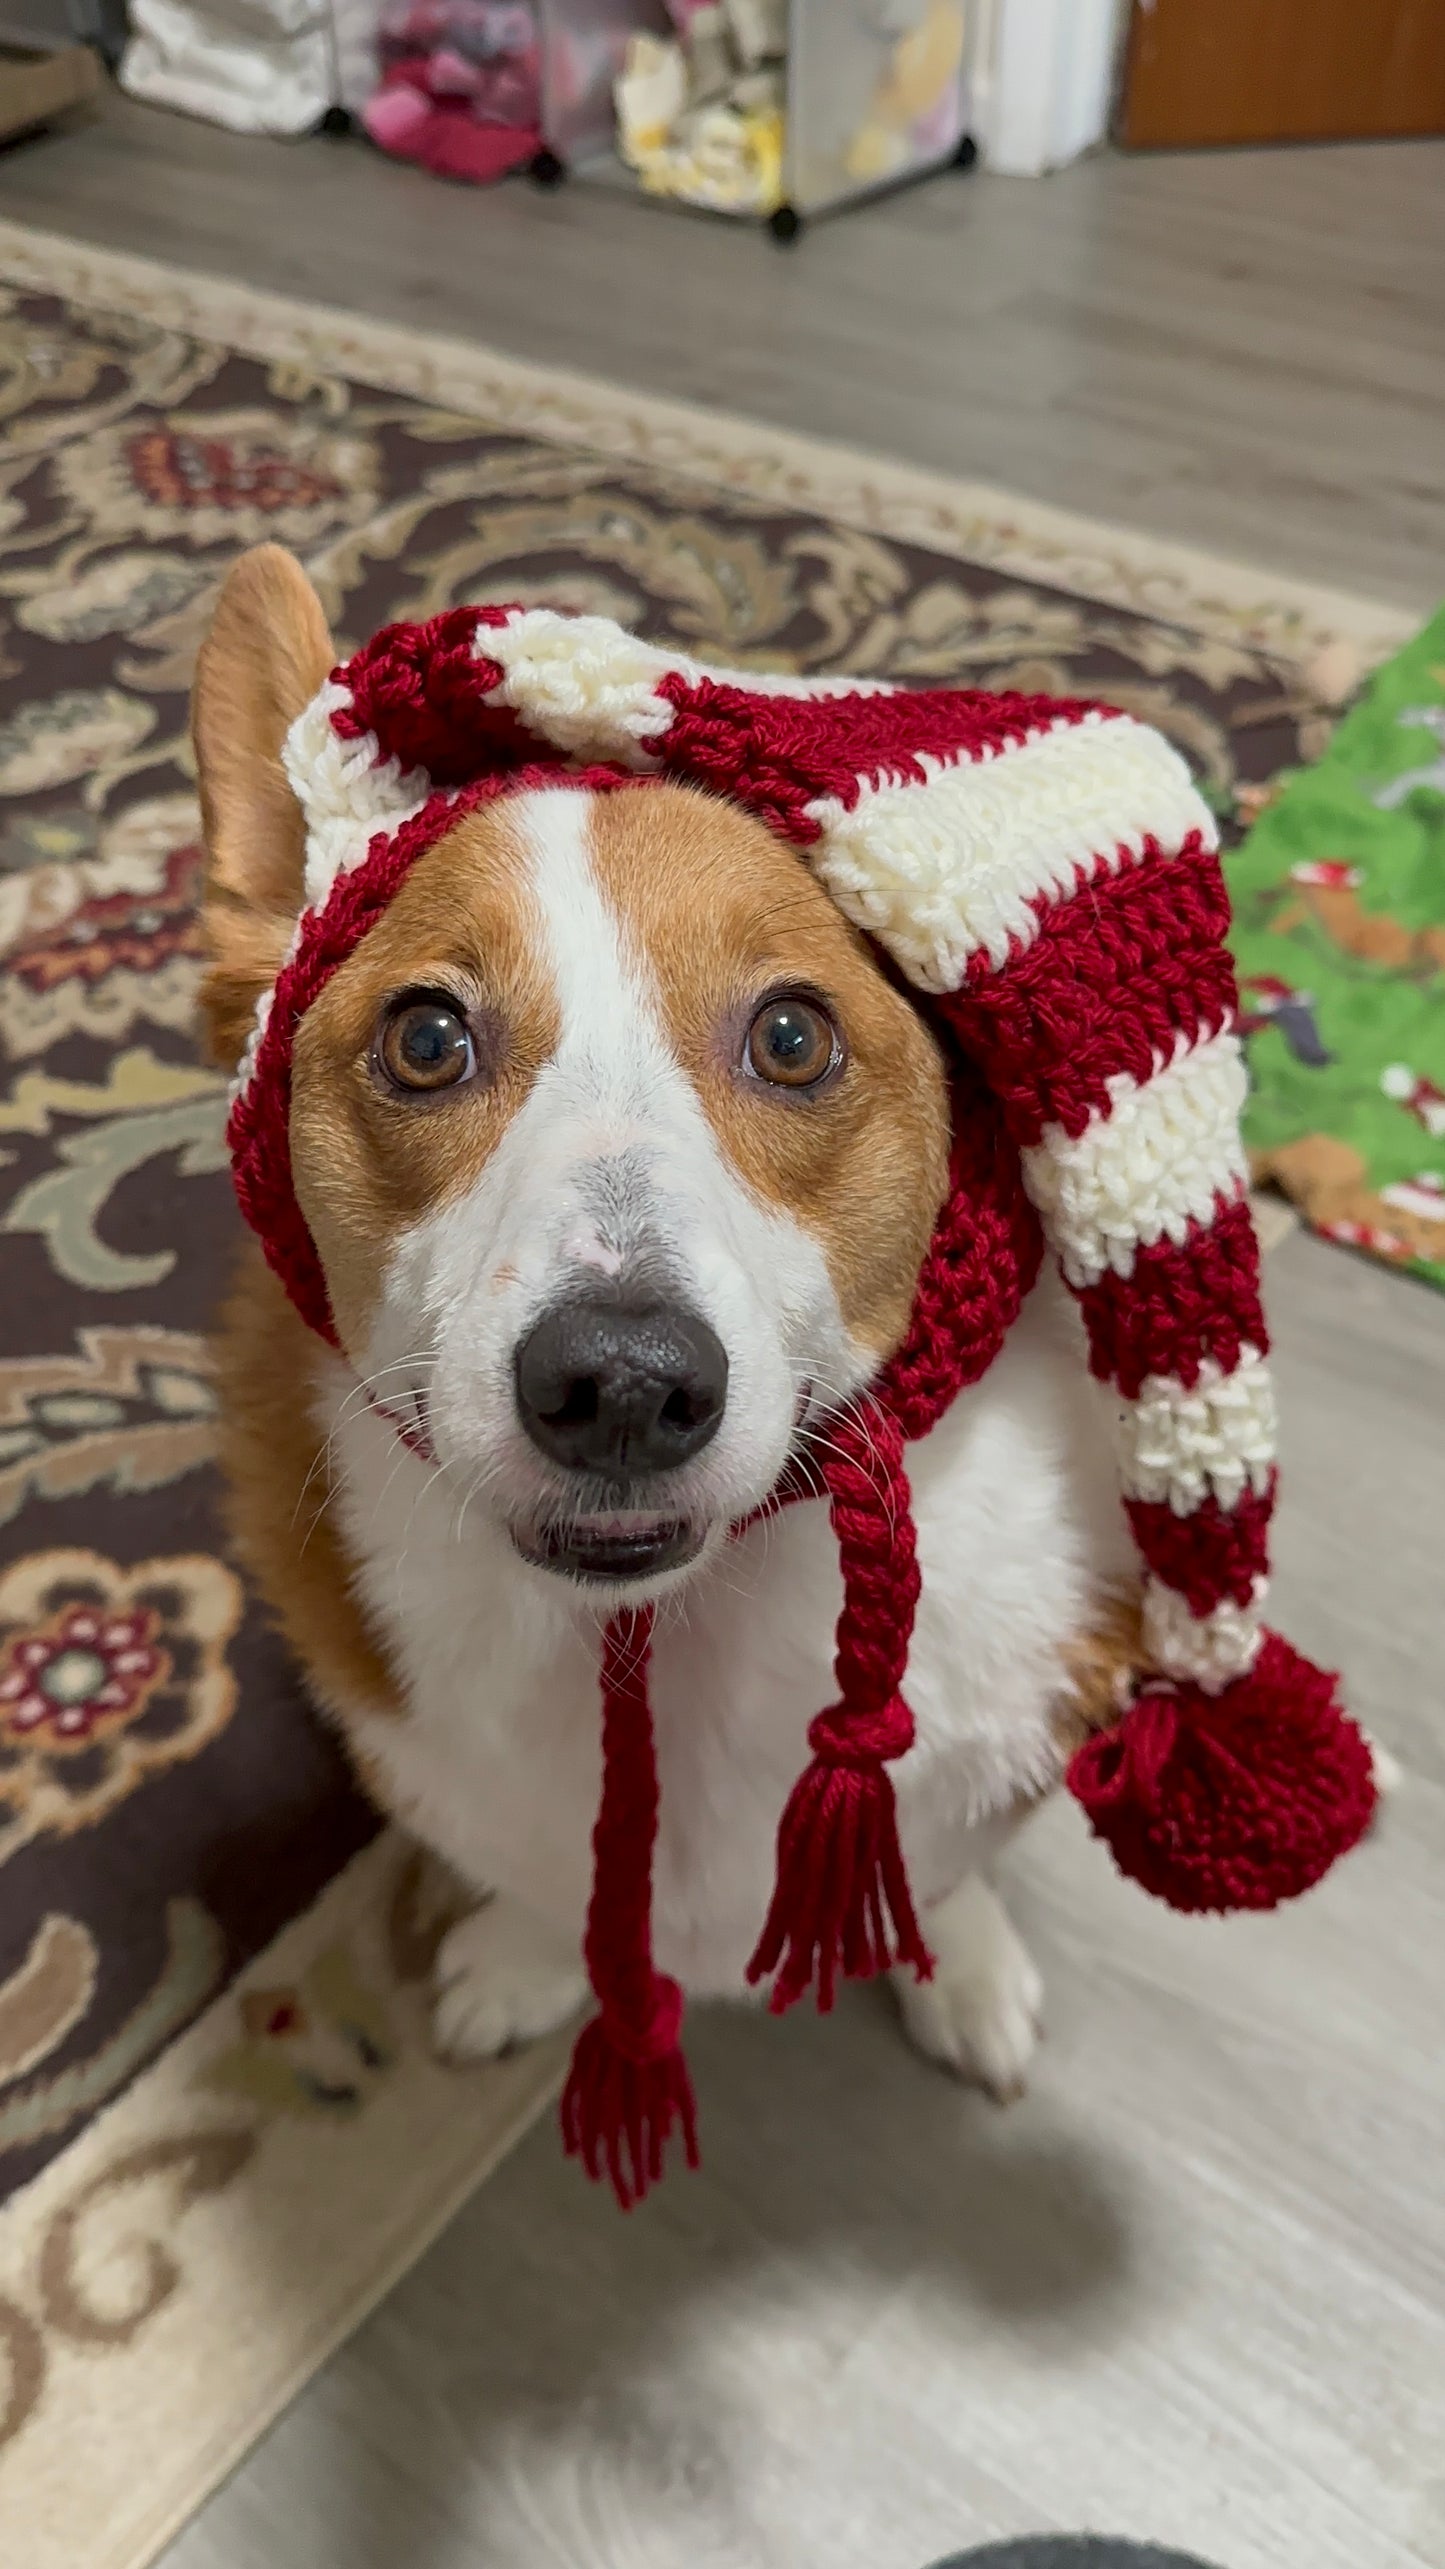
[287,802,560,1353]
[587,786,951,1361]
[195,548,402,1725]
[1052,1585,1147,1759]
[214,1249,399,1717]
[192,544,336,1071]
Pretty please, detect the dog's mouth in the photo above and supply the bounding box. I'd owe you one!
[509,1388,818,1589]
[512,1514,705,1586]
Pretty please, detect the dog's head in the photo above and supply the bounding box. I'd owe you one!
[195,548,950,1595]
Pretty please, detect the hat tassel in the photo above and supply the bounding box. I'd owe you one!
[560,1608,699,2208]
[748,1408,935,2014]
[1066,1632,1376,1913]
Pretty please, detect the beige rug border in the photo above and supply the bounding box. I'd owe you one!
[0,1832,569,2569]
[0,217,1420,681]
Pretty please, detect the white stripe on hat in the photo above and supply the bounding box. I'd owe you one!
[1142,1578,1266,1691]
[1114,1345,1276,1516]
[474,607,893,767]
[283,629,1216,1013]
[1021,1029,1249,1290]
[803,713,1211,990]
[284,680,433,912]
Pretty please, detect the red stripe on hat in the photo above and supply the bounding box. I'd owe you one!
[653,671,1105,845]
[1076,1193,1268,1399]
[875,1060,1044,1440]
[331,604,540,782]
[1127,1475,1276,1617]
[228,762,643,1345]
[940,835,1231,1147]
[328,627,1110,854]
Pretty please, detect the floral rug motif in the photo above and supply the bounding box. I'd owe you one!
[0,229,1413,2569]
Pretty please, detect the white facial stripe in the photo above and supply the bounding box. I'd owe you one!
[519,786,851,1352]
[365,788,863,1540]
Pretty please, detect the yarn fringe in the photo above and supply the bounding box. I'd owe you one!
[746,1748,934,2015]
[1067,1631,1377,1913]
[560,2005,700,2212]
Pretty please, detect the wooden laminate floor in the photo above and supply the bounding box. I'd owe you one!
[3,93,1442,2569]
[1,97,1443,609]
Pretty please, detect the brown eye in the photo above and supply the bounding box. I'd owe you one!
[378,994,475,1093]
[746,994,839,1089]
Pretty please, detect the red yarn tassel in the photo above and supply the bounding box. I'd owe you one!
[747,1408,935,2015]
[747,1702,933,2013]
[561,1608,700,2208]
[1067,1632,1377,1913]
[561,1974,698,2211]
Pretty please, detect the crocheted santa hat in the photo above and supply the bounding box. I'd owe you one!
[228,604,1375,2206]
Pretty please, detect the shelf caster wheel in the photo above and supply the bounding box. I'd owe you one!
[768,202,803,245]
[530,147,567,189]
[952,131,978,169]
[318,105,354,138]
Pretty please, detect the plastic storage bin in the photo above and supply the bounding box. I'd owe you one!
[536,0,669,166]
[784,0,972,223]
[544,0,976,234]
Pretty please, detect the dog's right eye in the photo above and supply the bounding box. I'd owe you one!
[377,994,476,1094]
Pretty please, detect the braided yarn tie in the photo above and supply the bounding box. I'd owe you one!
[747,1406,934,2014]
[559,1608,699,2209]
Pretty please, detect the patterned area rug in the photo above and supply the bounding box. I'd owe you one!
[0,222,1417,2569]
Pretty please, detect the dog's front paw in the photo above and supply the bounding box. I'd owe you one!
[894,1873,1043,2105]
[432,1896,587,2064]
[1365,1730,1402,1799]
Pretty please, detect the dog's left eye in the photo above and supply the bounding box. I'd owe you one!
[746,994,839,1089]
[378,994,475,1093]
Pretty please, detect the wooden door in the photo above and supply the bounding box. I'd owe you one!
[1120,0,1445,147]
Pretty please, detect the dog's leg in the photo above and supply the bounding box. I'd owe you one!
[893,1872,1043,2104]
[432,1892,588,2064]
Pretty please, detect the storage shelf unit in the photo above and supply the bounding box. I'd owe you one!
[537,0,979,235]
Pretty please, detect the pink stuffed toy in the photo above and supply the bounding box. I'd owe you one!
[363,0,541,185]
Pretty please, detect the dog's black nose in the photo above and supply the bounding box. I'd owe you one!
[514,1299,728,1478]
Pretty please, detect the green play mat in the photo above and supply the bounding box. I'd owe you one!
[1230,603,1445,1289]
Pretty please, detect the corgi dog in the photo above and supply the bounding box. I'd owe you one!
[194,545,1153,2107]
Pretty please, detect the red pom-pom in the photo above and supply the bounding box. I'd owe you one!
[1066,1632,1376,1912]
[559,1974,698,2211]
[746,1705,934,2015]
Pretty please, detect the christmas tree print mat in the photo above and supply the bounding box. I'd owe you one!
[1232,601,1445,1289]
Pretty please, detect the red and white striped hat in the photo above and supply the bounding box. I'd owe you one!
[229,604,1375,2205]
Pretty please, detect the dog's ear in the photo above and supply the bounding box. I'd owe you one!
[192,544,334,1070]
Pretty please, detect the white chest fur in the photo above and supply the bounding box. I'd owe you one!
[327,1274,1130,2000]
